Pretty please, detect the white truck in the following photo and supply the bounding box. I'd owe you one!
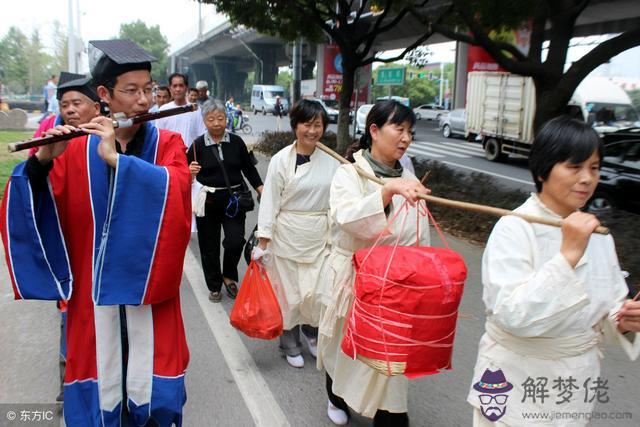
[465,72,639,162]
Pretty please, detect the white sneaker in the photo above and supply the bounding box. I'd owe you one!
[327,400,349,425]
[285,354,304,368]
[303,333,318,358]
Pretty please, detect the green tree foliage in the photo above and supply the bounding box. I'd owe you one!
[50,21,69,73]
[276,70,292,97]
[199,0,444,153]
[26,31,50,94]
[118,20,170,83]
[0,27,31,93]
[629,89,640,110]
[0,27,58,95]
[414,0,640,130]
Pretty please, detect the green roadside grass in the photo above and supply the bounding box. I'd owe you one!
[0,130,31,198]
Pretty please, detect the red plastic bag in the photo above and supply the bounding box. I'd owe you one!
[230,261,283,339]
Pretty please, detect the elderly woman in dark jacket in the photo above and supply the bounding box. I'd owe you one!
[187,99,263,302]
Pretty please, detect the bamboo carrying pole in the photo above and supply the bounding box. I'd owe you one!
[315,142,609,235]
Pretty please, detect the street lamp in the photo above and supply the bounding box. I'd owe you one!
[230,26,264,83]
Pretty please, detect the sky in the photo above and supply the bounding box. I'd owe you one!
[1,0,212,52]
[2,0,639,79]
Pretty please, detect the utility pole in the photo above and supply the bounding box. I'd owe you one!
[292,39,302,103]
[67,0,76,72]
[439,62,444,108]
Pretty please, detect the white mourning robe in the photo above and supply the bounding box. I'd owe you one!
[467,194,639,426]
[317,149,430,417]
[257,142,340,329]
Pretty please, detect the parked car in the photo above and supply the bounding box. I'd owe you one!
[323,99,354,123]
[585,129,640,215]
[439,109,466,138]
[413,103,446,121]
[355,104,374,135]
[305,98,337,123]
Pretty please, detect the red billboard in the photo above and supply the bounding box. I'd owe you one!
[322,44,369,106]
[466,45,505,73]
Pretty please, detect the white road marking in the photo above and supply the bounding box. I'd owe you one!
[441,141,485,153]
[409,144,470,158]
[406,146,445,158]
[184,248,290,427]
[420,141,483,157]
[440,161,535,187]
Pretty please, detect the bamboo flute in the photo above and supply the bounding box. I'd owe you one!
[8,104,197,153]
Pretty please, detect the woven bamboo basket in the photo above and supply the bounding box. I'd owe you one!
[356,354,406,376]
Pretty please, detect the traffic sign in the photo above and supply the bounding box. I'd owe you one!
[376,68,405,85]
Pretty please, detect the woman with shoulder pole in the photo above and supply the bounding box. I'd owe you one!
[187,100,264,302]
[317,100,431,426]
[254,99,340,368]
[467,117,640,426]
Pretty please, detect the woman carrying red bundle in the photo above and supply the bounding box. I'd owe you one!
[317,100,431,426]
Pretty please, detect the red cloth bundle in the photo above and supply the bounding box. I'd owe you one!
[341,245,466,379]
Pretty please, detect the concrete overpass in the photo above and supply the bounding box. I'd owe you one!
[170,12,316,100]
[170,0,640,103]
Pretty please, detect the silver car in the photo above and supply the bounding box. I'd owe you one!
[413,103,446,121]
[355,104,374,135]
[439,108,466,138]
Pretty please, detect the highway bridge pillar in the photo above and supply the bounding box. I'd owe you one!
[212,56,248,101]
[191,63,216,96]
[254,45,279,84]
[453,41,468,110]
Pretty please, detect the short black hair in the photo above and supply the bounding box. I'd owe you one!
[168,73,188,86]
[358,100,415,151]
[529,116,603,192]
[188,87,198,93]
[289,99,329,132]
[157,85,170,94]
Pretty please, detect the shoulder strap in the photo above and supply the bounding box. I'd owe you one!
[210,143,233,192]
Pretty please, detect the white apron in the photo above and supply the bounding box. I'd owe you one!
[258,143,340,329]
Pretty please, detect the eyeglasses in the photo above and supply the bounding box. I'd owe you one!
[478,394,509,405]
[111,87,153,98]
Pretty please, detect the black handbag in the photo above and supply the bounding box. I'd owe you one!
[210,143,255,215]
[243,224,259,265]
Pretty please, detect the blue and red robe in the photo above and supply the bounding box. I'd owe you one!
[1,123,191,426]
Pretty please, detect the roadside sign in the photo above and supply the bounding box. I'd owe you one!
[376,68,405,86]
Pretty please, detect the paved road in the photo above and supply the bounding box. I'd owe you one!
[1,151,638,427]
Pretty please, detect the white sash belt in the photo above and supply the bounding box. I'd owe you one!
[485,320,603,360]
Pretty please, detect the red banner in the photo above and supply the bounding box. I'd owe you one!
[323,44,343,99]
[466,45,505,73]
[322,44,369,106]
[466,20,532,73]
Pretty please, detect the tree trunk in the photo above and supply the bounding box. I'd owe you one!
[336,62,356,155]
[532,74,585,133]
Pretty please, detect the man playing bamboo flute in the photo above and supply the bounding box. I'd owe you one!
[0,39,192,427]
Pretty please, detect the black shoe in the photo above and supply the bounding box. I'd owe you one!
[209,291,222,302]
[56,391,64,402]
[224,281,238,299]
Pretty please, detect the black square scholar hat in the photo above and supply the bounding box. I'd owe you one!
[56,72,100,102]
[89,39,156,86]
